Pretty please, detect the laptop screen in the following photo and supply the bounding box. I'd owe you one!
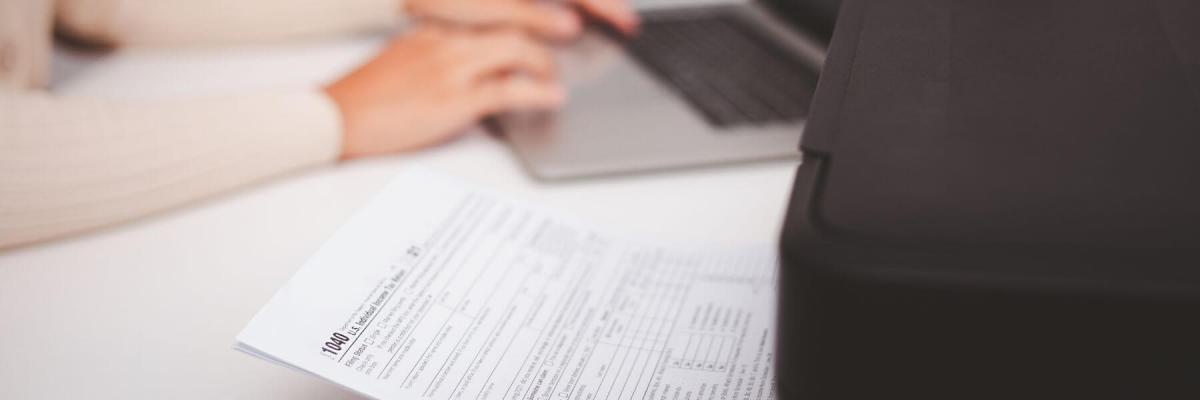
[762,0,842,42]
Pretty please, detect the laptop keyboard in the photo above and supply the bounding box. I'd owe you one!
[624,9,819,128]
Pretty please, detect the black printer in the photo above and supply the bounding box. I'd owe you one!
[777,0,1200,399]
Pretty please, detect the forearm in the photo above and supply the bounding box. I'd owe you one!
[0,89,342,249]
[55,0,405,46]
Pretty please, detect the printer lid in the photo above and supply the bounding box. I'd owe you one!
[801,0,1200,250]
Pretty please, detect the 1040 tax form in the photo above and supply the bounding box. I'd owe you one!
[237,169,779,400]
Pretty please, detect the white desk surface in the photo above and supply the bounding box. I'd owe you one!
[0,18,797,400]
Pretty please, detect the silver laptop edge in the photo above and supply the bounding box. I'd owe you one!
[494,2,828,180]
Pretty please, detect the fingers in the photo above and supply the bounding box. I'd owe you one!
[425,27,566,116]
[452,30,558,83]
[574,0,640,35]
[411,0,582,40]
[474,75,566,115]
[502,2,583,40]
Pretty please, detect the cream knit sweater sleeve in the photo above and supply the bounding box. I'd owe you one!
[0,0,404,249]
[54,0,402,45]
[0,90,344,249]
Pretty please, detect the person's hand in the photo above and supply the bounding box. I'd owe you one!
[324,25,565,159]
[404,0,639,40]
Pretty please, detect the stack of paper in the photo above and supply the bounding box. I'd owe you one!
[236,168,779,400]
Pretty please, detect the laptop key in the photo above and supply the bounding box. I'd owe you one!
[625,9,817,128]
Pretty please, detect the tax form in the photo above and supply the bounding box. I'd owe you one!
[237,169,779,400]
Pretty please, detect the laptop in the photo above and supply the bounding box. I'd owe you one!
[490,0,842,180]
